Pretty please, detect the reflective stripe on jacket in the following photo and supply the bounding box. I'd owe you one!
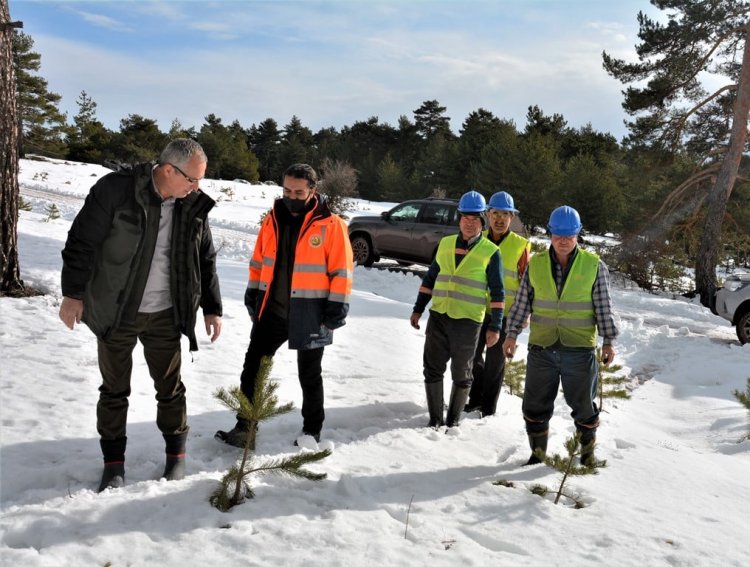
[431,235,497,323]
[248,195,353,349]
[528,248,598,347]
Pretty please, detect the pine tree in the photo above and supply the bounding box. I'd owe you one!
[44,203,60,221]
[12,30,70,157]
[211,356,330,511]
[1,2,26,296]
[597,347,629,412]
[530,432,604,508]
[602,1,750,305]
[503,359,526,398]
[67,90,111,164]
[17,195,32,211]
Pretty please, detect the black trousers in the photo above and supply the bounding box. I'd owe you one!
[97,308,185,442]
[240,311,325,435]
[467,317,507,416]
[422,311,481,387]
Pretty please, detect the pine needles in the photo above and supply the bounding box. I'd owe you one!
[210,356,330,512]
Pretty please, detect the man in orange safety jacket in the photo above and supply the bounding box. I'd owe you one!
[216,163,353,446]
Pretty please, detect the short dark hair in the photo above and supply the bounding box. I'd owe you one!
[283,163,317,189]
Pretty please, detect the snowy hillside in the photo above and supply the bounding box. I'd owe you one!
[1,157,748,567]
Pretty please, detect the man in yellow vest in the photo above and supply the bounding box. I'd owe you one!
[465,191,530,417]
[410,190,505,429]
[502,205,618,466]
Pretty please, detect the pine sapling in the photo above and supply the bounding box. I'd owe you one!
[211,356,330,511]
[18,196,33,211]
[504,359,526,398]
[214,356,293,451]
[597,346,627,412]
[541,432,604,507]
[45,203,61,221]
[210,449,331,512]
[732,377,750,442]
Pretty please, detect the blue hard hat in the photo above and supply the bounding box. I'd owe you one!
[457,190,487,213]
[488,191,518,213]
[547,205,582,236]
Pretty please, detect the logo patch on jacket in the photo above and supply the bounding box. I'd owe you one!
[309,234,322,248]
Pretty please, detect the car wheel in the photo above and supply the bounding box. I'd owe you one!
[351,235,375,267]
[736,310,750,345]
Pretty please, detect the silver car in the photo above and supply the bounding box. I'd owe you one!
[713,272,750,344]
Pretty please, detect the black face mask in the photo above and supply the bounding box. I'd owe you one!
[282,196,308,214]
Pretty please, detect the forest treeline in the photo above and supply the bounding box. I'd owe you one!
[12,28,750,293]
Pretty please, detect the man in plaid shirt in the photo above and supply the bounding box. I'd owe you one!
[502,205,618,467]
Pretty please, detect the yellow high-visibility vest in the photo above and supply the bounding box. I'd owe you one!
[483,230,530,314]
[432,235,498,323]
[528,248,598,347]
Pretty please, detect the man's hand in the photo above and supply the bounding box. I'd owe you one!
[205,314,222,342]
[410,312,422,330]
[59,297,83,330]
[601,344,615,365]
[486,329,501,348]
[502,337,517,359]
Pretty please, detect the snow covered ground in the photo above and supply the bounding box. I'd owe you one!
[1,157,748,566]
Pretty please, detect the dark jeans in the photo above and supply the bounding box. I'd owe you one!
[240,311,325,435]
[97,308,185,441]
[422,311,481,387]
[468,317,507,415]
[521,345,599,436]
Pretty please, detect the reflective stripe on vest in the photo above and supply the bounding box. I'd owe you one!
[483,230,529,314]
[528,248,598,347]
[431,235,497,323]
[249,205,353,318]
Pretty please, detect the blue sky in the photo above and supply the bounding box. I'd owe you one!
[9,0,660,140]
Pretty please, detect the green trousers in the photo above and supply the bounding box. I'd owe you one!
[96,308,187,441]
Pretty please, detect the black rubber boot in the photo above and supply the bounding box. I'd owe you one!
[425,382,444,428]
[579,429,605,467]
[523,433,548,466]
[98,462,125,492]
[98,437,126,492]
[445,384,471,428]
[162,432,188,481]
[215,417,252,447]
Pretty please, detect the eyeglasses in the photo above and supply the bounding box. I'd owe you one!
[168,163,201,184]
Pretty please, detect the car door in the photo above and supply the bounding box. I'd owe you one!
[411,202,459,264]
[375,202,422,257]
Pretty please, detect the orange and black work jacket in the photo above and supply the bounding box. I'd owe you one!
[245,195,353,350]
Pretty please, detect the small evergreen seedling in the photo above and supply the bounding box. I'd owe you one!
[45,203,61,221]
[504,359,526,398]
[18,196,33,212]
[220,186,235,201]
[214,356,293,451]
[597,347,628,412]
[732,377,750,442]
[211,356,330,511]
[538,432,604,507]
[210,448,331,512]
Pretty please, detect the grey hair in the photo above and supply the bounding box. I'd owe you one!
[159,138,207,168]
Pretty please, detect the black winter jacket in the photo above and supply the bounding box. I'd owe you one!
[61,162,222,351]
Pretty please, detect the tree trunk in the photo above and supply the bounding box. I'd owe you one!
[696,22,750,307]
[0,0,25,295]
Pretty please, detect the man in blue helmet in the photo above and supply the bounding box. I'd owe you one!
[410,190,505,430]
[465,191,531,417]
[502,205,618,467]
